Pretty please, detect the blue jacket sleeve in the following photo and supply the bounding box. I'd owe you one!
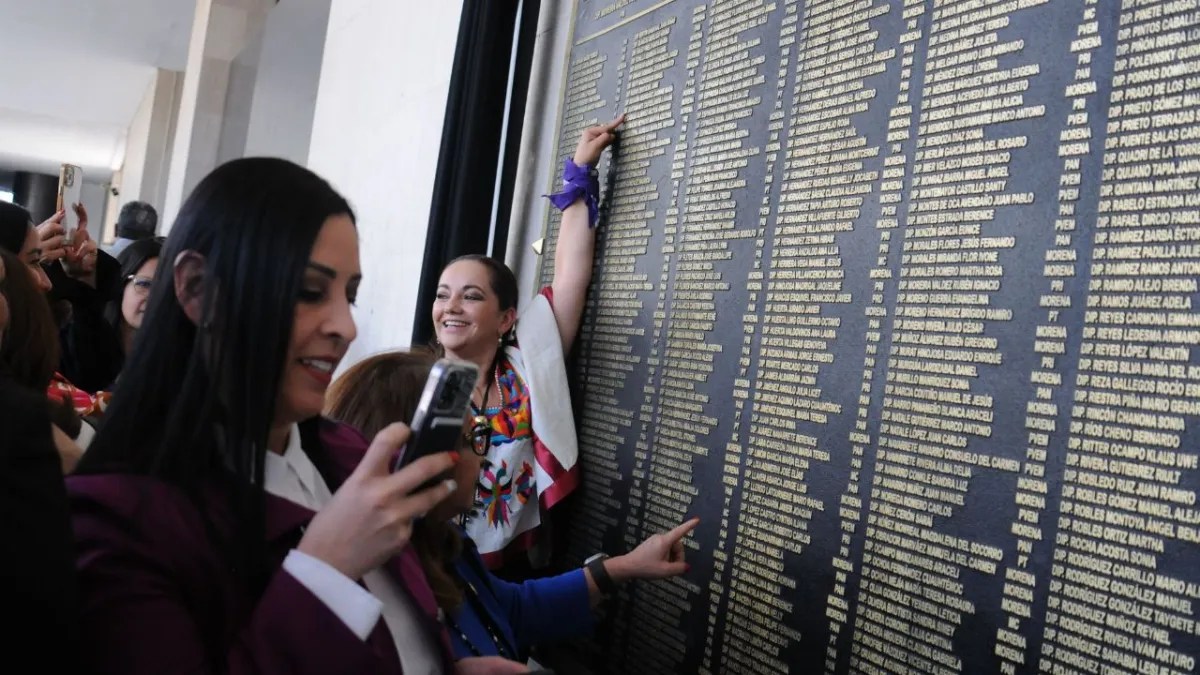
[486,568,595,650]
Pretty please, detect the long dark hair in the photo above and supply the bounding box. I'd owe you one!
[0,201,33,255]
[77,157,356,593]
[103,236,164,339]
[324,348,465,612]
[0,247,81,437]
[0,247,59,389]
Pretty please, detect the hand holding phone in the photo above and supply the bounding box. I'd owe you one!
[57,164,83,241]
[299,423,459,580]
[393,359,480,477]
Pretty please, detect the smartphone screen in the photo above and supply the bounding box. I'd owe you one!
[393,359,479,474]
[57,164,83,238]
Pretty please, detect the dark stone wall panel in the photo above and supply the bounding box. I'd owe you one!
[534,1,1200,672]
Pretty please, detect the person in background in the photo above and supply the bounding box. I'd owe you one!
[0,247,86,468]
[432,116,623,574]
[326,349,697,661]
[0,203,108,446]
[68,157,522,675]
[35,203,124,392]
[102,200,158,257]
[0,257,79,666]
[0,201,55,292]
[4,201,123,392]
[103,236,163,376]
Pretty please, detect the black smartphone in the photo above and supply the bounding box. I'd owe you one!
[392,359,479,475]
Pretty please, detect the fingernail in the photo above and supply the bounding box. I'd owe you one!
[685,563,691,573]
[448,451,461,464]
[443,479,457,493]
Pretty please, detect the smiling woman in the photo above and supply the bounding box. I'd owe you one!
[432,118,623,574]
[65,158,506,674]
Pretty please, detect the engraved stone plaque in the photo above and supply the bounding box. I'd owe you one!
[532,1,1200,672]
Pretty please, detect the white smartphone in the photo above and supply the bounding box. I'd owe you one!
[57,163,83,239]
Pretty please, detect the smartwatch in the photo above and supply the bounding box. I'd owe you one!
[585,553,619,596]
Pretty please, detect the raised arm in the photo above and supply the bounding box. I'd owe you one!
[549,115,624,354]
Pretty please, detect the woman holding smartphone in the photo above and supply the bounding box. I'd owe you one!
[327,349,698,662]
[69,158,523,674]
[0,203,97,460]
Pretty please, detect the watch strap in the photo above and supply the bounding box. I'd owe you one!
[586,555,619,596]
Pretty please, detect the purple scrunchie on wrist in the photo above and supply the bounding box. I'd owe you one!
[546,158,600,228]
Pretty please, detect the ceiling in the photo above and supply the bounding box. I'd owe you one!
[0,0,195,179]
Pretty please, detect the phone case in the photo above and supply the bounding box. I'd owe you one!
[57,164,83,235]
[393,359,480,473]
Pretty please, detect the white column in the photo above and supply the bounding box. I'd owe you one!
[308,0,463,368]
[115,69,183,236]
[162,0,272,229]
[507,0,575,304]
[243,0,332,163]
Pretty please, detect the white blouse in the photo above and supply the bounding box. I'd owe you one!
[264,425,443,674]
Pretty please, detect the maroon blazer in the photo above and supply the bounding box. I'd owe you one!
[67,419,454,674]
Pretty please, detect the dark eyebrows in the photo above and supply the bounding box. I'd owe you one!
[306,262,361,288]
[436,283,486,293]
[306,262,336,279]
